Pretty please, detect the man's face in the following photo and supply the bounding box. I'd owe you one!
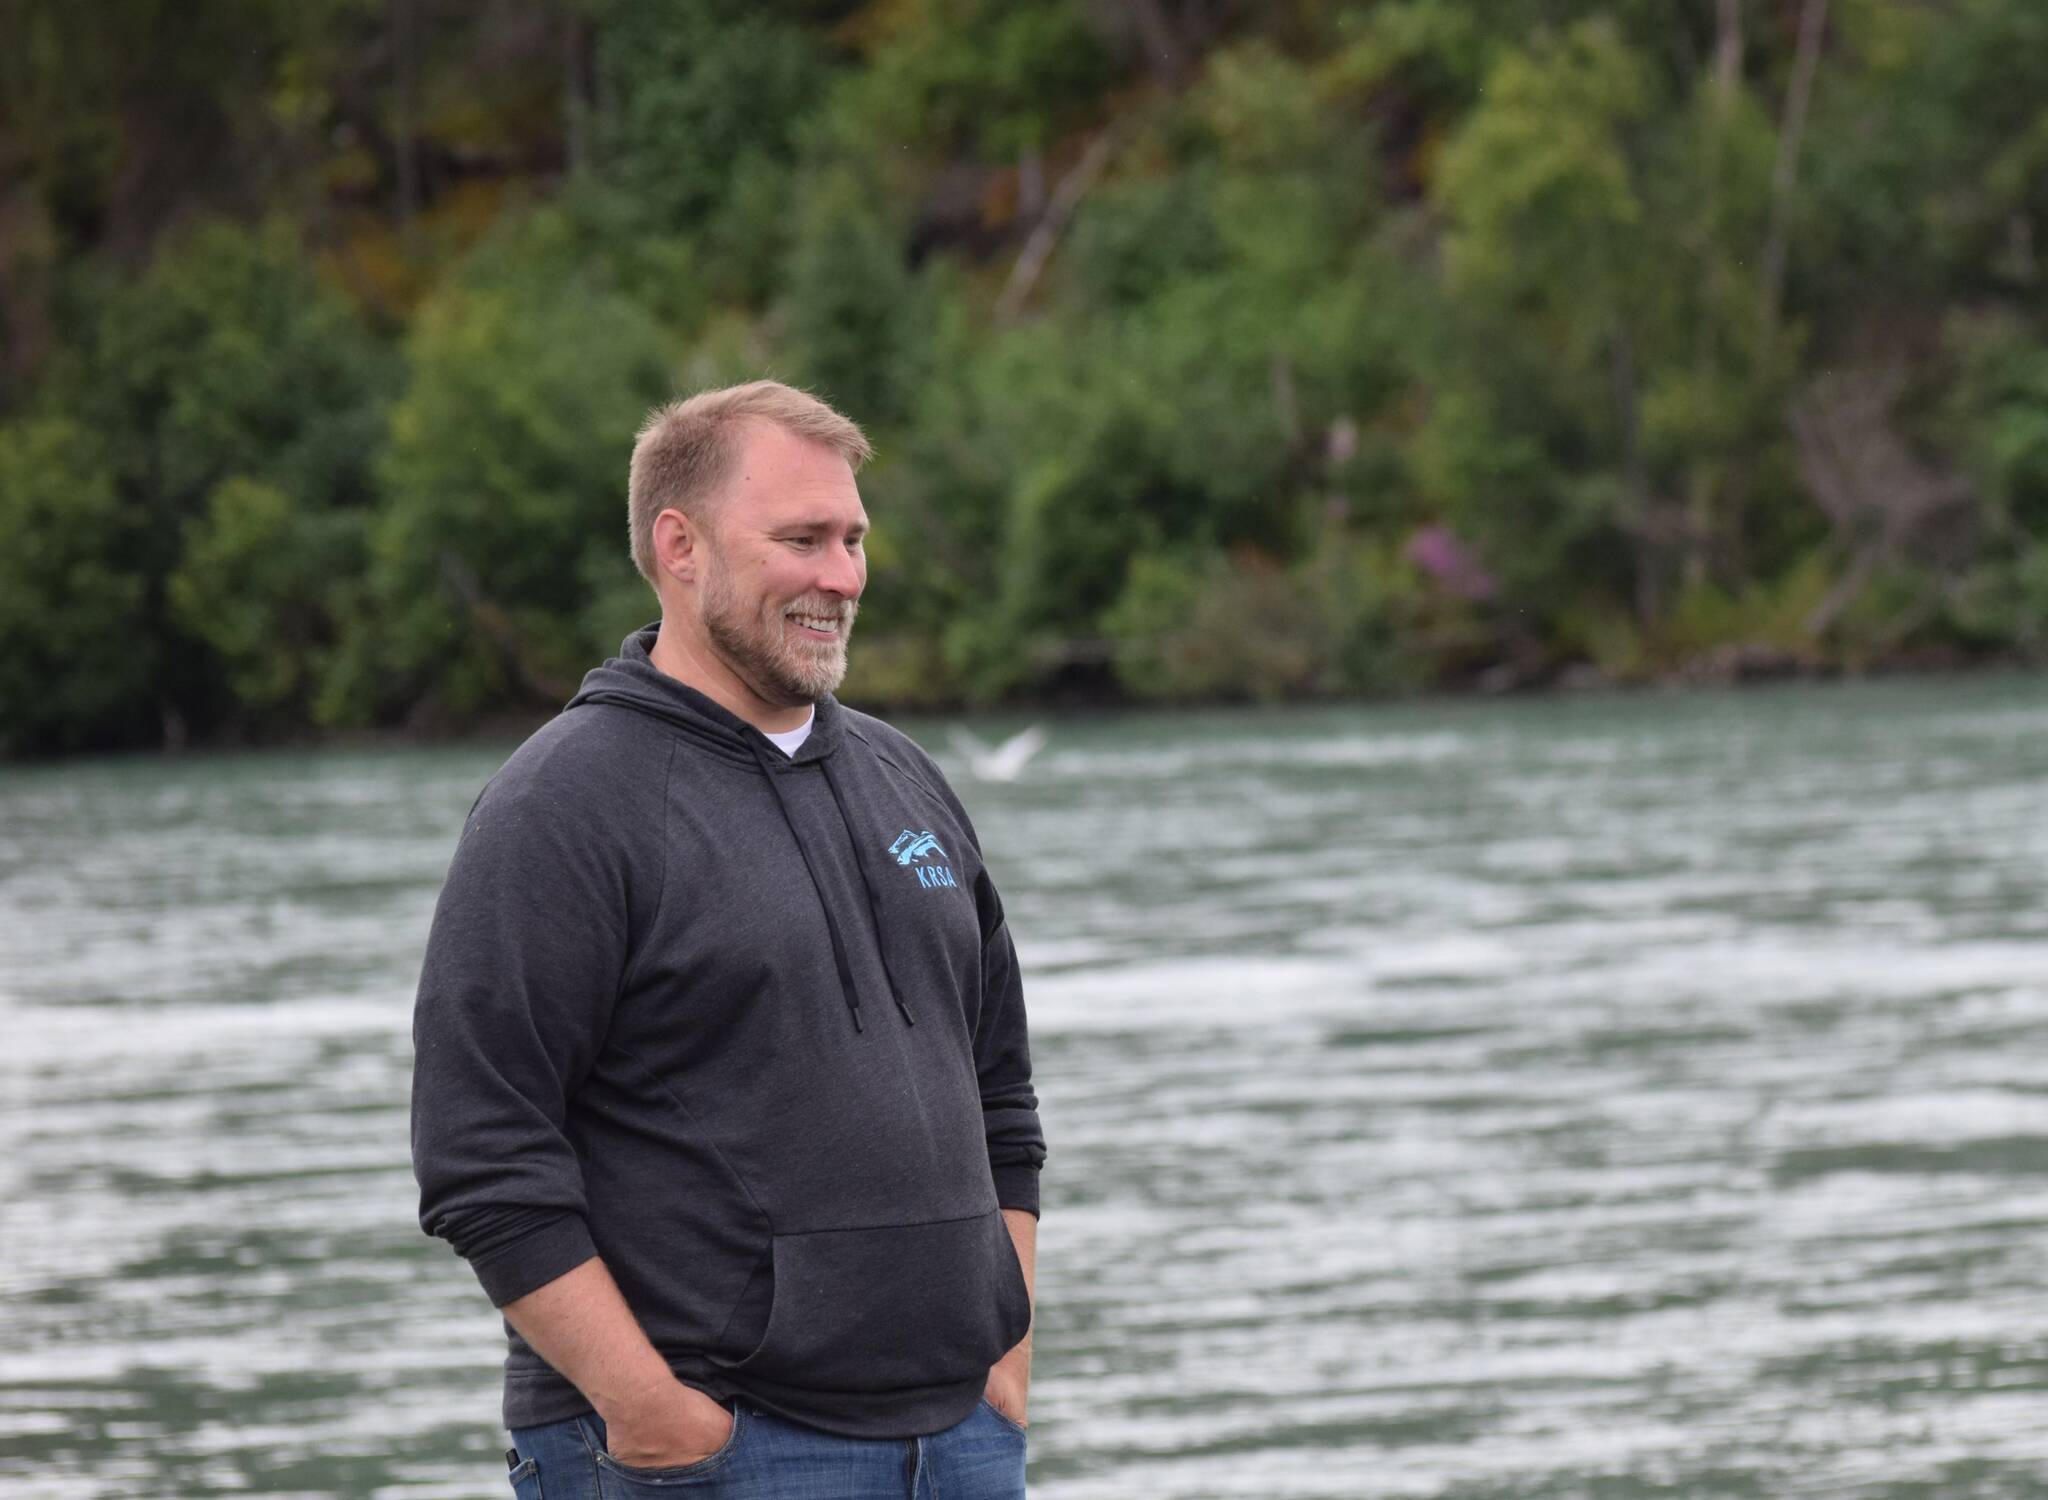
[693,422,868,708]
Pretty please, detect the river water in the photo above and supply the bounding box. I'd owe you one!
[4,675,2048,1498]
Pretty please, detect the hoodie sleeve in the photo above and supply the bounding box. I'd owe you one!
[973,867,1047,1218]
[410,750,647,1306]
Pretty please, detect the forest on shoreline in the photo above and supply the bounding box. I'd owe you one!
[4,0,2047,756]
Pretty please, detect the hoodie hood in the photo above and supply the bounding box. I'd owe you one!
[565,622,845,767]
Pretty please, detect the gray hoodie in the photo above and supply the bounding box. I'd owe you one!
[410,624,1044,1437]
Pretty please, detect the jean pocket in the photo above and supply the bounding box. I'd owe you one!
[506,1455,543,1499]
[977,1397,1029,1440]
[588,1403,746,1488]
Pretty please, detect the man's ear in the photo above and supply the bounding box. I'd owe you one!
[652,507,704,586]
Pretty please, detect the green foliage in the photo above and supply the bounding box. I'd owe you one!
[1663,554,1836,657]
[781,168,929,430]
[1945,546,2048,659]
[2,0,313,246]
[595,0,840,293]
[55,220,391,518]
[1105,542,1414,703]
[1325,0,1713,110]
[1423,17,1795,633]
[366,211,673,717]
[1068,169,1227,308]
[900,36,1426,696]
[167,477,368,727]
[840,632,957,710]
[1805,0,2048,315]
[34,219,393,737]
[1559,553,1836,680]
[0,418,154,754]
[524,182,708,335]
[1946,315,2048,538]
[10,0,2048,751]
[1418,22,1664,621]
[828,0,1111,162]
[1435,21,1657,370]
[922,288,1306,697]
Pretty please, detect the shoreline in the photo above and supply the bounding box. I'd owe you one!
[11,648,2041,769]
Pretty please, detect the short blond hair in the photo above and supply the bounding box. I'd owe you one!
[628,380,872,585]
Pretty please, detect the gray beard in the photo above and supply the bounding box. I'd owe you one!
[699,554,856,706]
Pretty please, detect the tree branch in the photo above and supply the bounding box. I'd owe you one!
[1715,0,1743,110]
[1759,0,1828,341]
[994,121,1128,326]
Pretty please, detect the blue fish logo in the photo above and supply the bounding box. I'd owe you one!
[889,829,946,865]
[887,829,957,888]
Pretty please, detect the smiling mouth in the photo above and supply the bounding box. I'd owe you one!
[787,611,842,641]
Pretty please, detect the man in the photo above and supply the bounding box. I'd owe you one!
[410,380,1045,1499]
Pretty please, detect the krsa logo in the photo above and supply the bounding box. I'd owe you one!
[886,829,958,889]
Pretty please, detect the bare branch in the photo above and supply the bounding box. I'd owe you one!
[1759,0,1829,339]
[994,122,1129,326]
[1788,367,1973,638]
[1715,0,1743,109]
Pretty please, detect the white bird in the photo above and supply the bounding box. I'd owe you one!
[947,724,1048,783]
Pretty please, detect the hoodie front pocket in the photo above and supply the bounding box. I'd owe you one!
[727,1208,1030,1393]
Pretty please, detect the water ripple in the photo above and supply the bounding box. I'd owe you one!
[5,677,2048,1495]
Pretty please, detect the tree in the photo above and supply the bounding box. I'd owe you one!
[40,219,393,741]
[364,207,673,719]
[0,418,153,754]
[1427,19,1787,642]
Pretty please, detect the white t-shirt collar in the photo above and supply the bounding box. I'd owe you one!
[761,710,816,758]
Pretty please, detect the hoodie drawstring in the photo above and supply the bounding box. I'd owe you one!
[821,758,917,1028]
[745,735,916,1030]
[746,735,870,1033]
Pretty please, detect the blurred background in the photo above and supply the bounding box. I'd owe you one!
[4,1,2048,1495]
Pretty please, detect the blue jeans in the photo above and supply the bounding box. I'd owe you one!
[504,1396,1028,1499]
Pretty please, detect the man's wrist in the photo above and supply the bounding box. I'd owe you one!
[590,1361,687,1425]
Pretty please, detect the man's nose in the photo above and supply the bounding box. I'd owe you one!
[816,540,864,597]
